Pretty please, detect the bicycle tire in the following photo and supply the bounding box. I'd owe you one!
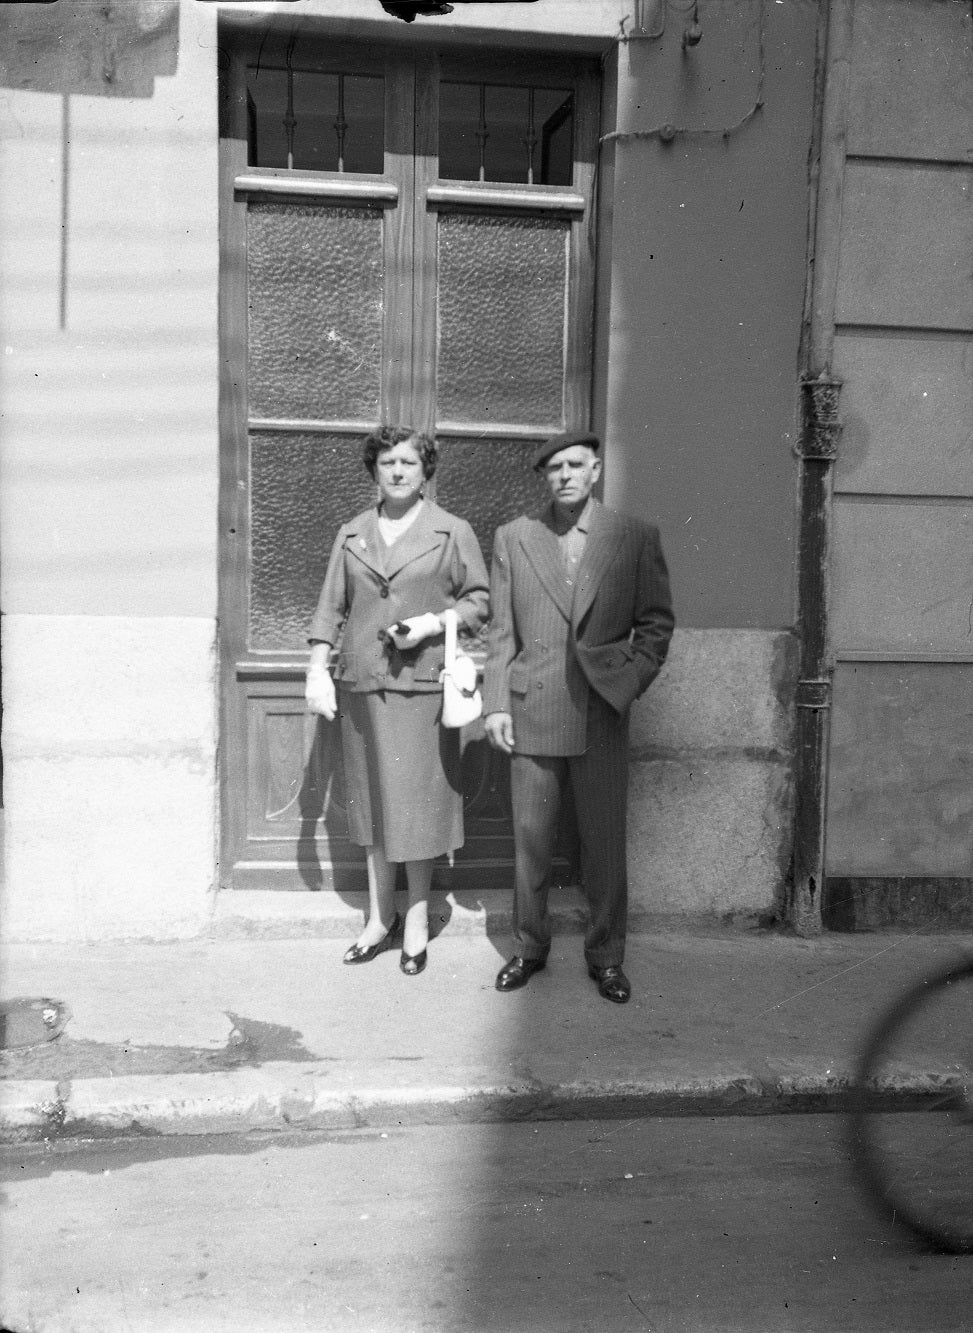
[849,956,973,1253]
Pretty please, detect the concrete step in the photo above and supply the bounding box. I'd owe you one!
[209,886,583,940]
[207,887,741,940]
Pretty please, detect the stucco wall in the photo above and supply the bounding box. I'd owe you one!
[0,0,219,617]
[0,0,811,939]
[594,1,816,918]
[599,0,819,630]
[1,0,221,939]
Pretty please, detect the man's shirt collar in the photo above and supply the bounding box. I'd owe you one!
[546,495,595,536]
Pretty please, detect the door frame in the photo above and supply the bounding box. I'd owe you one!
[217,31,601,891]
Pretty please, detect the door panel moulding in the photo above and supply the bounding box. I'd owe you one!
[235,172,399,203]
[832,494,973,507]
[835,652,973,664]
[427,184,585,214]
[835,324,973,340]
[248,418,375,434]
[846,154,973,170]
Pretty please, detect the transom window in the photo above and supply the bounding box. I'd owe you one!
[246,68,385,173]
[437,81,573,184]
[245,64,574,185]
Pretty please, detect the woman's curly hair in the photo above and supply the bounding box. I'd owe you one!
[362,426,438,481]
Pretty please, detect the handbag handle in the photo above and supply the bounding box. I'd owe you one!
[443,607,459,671]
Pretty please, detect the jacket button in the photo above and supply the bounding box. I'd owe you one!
[379,586,390,598]
[536,682,543,690]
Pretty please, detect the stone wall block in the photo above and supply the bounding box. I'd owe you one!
[2,614,218,941]
[625,629,797,918]
[631,629,798,755]
[627,757,793,917]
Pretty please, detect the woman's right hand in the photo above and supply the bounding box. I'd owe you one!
[387,613,442,649]
[305,664,337,720]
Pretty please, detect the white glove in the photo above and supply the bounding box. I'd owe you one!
[388,613,442,649]
[305,664,337,720]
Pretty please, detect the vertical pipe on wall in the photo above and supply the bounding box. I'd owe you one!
[791,0,853,934]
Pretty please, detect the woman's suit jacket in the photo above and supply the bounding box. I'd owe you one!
[308,501,489,694]
[482,499,674,755]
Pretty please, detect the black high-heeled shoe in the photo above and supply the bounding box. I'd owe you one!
[342,912,402,965]
[400,946,427,976]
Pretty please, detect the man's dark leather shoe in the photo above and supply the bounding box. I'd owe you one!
[495,956,546,992]
[588,963,631,1004]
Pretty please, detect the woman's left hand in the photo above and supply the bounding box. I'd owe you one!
[388,613,442,649]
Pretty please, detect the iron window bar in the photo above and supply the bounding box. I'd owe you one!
[524,87,537,186]
[334,74,348,173]
[279,56,352,174]
[474,83,488,182]
[283,38,297,170]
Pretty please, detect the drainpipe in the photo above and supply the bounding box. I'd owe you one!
[790,0,853,935]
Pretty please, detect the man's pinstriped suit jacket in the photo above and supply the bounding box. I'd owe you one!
[482,499,675,757]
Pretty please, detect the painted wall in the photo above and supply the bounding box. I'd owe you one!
[600,0,818,629]
[590,1,816,921]
[1,0,221,939]
[0,0,219,617]
[0,0,817,938]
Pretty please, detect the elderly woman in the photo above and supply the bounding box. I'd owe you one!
[305,426,489,975]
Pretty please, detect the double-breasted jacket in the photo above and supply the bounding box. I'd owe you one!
[482,499,674,755]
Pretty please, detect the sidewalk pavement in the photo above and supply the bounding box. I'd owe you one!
[1,915,971,1141]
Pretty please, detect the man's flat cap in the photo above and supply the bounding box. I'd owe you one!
[531,430,601,472]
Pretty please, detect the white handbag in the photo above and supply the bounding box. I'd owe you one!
[439,608,483,729]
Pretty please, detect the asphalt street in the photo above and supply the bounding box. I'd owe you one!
[2,1115,970,1333]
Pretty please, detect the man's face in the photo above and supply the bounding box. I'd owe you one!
[542,444,602,510]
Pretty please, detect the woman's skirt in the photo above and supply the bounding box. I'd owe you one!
[339,689,464,863]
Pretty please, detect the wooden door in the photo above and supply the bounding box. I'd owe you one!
[218,34,599,890]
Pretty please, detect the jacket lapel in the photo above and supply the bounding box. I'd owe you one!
[382,501,449,580]
[344,509,388,581]
[518,510,574,622]
[571,502,624,628]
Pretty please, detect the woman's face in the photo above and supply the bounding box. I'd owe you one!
[375,439,425,510]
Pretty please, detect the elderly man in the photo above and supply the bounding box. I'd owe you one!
[483,430,674,1003]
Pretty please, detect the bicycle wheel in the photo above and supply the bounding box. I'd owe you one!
[849,957,973,1253]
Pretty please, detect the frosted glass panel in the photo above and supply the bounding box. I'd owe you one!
[437,213,567,427]
[434,435,550,563]
[250,432,377,650]
[248,204,383,421]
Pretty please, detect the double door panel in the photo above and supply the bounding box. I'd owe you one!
[219,37,597,889]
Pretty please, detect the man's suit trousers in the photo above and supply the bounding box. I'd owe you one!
[509,692,629,968]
